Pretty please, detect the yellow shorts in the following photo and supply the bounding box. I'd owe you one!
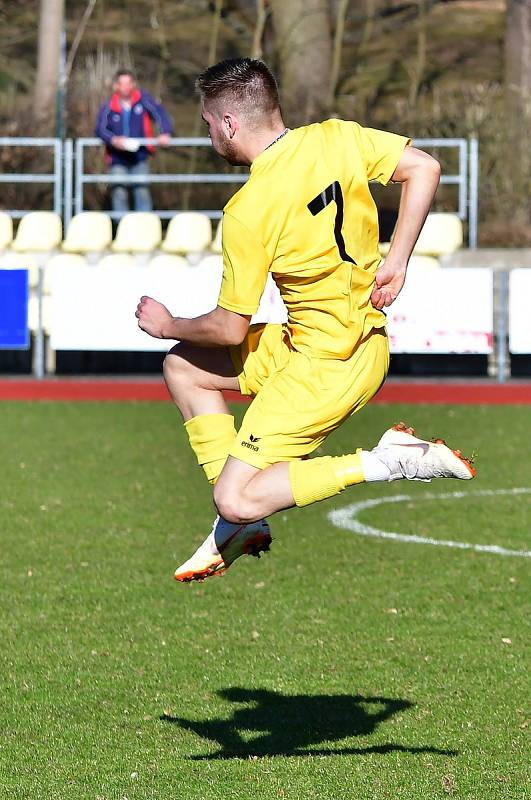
[229,324,389,469]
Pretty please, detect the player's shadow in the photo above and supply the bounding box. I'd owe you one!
[161,687,458,760]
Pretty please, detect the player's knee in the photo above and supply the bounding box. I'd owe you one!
[213,485,248,524]
[163,346,195,389]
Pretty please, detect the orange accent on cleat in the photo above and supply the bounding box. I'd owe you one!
[452,449,476,478]
[377,422,477,482]
[393,421,416,435]
[175,557,227,583]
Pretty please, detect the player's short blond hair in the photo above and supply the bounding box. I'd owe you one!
[196,58,280,118]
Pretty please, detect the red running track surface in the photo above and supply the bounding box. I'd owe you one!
[0,379,530,404]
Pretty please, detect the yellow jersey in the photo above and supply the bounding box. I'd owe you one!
[219,119,410,359]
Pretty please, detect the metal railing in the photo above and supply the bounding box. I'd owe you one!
[0,138,63,218]
[70,136,479,247]
[0,136,478,245]
[412,138,478,248]
[0,135,481,381]
[69,136,246,229]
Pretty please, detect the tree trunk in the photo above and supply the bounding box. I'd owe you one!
[270,0,332,126]
[34,0,64,133]
[505,0,531,224]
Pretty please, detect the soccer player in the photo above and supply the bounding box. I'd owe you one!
[135,58,475,582]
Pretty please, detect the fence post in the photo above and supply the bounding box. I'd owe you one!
[33,266,45,380]
[468,137,479,249]
[495,270,509,383]
[64,139,73,230]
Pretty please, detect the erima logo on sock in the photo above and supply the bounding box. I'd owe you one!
[249,434,260,442]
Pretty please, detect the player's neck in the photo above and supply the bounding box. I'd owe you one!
[246,120,288,165]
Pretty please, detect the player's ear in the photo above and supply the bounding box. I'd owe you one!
[223,112,238,139]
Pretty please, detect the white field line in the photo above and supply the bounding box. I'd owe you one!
[328,488,531,558]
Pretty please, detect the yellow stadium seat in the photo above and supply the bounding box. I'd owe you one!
[98,253,136,268]
[414,212,463,256]
[148,254,188,270]
[211,218,223,254]
[0,212,13,251]
[161,212,212,254]
[0,252,40,288]
[62,212,112,254]
[111,212,162,253]
[44,253,87,293]
[11,211,62,252]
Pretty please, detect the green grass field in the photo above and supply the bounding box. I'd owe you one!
[0,401,529,800]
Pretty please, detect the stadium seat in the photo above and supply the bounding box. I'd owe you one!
[161,212,212,255]
[28,294,52,335]
[98,253,136,268]
[197,254,223,271]
[0,252,40,288]
[62,212,112,254]
[405,255,440,273]
[0,212,13,251]
[11,211,62,252]
[111,212,162,253]
[148,254,188,270]
[211,218,223,254]
[414,212,463,256]
[380,212,464,258]
[44,253,87,293]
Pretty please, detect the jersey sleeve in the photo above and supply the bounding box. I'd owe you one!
[218,212,270,315]
[349,122,411,185]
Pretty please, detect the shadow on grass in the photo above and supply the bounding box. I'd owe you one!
[161,687,458,760]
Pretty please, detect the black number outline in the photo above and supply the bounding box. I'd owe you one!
[307,181,356,264]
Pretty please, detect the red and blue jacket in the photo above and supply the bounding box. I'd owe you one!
[95,88,173,166]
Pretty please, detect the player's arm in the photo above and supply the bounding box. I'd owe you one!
[371,146,440,310]
[135,298,250,346]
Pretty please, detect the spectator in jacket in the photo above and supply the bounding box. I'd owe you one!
[95,70,173,214]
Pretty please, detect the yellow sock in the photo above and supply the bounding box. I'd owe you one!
[184,414,237,485]
[289,451,365,508]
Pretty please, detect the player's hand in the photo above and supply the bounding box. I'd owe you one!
[135,295,174,338]
[371,262,407,310]
[111,135,127,150]
[158,133,171,147]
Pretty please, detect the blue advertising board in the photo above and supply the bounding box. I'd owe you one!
[0,268,30,349]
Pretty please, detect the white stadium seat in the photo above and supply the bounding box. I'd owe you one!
[44,253,87,293]
[148,254,188,270]
[28,294,52,335]
[0,212,13,252]
[414,212,463,256]
[197,254,223,270]
[0,252,39,288]
[98,253,136,268]
[161,212,212,254]
[111,212,162,253]
[11,211,62,252]
[379,212,464,259]
[211,218,223,254]
[405,255,440,273]
[62,212,112,254]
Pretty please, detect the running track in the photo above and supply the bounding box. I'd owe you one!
[0,379,530,403]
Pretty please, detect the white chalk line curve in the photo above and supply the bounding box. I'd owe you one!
[328,488,531,558]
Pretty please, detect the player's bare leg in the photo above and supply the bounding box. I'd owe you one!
[164,344,273,583]
[176,420,474,581]
[212,422,475,526]
[163,342,240,420]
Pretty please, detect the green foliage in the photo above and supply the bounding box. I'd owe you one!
[0,401,529,798]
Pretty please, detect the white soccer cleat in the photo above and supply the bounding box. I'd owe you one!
[174,519,272,583]
[372,421,476,482]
